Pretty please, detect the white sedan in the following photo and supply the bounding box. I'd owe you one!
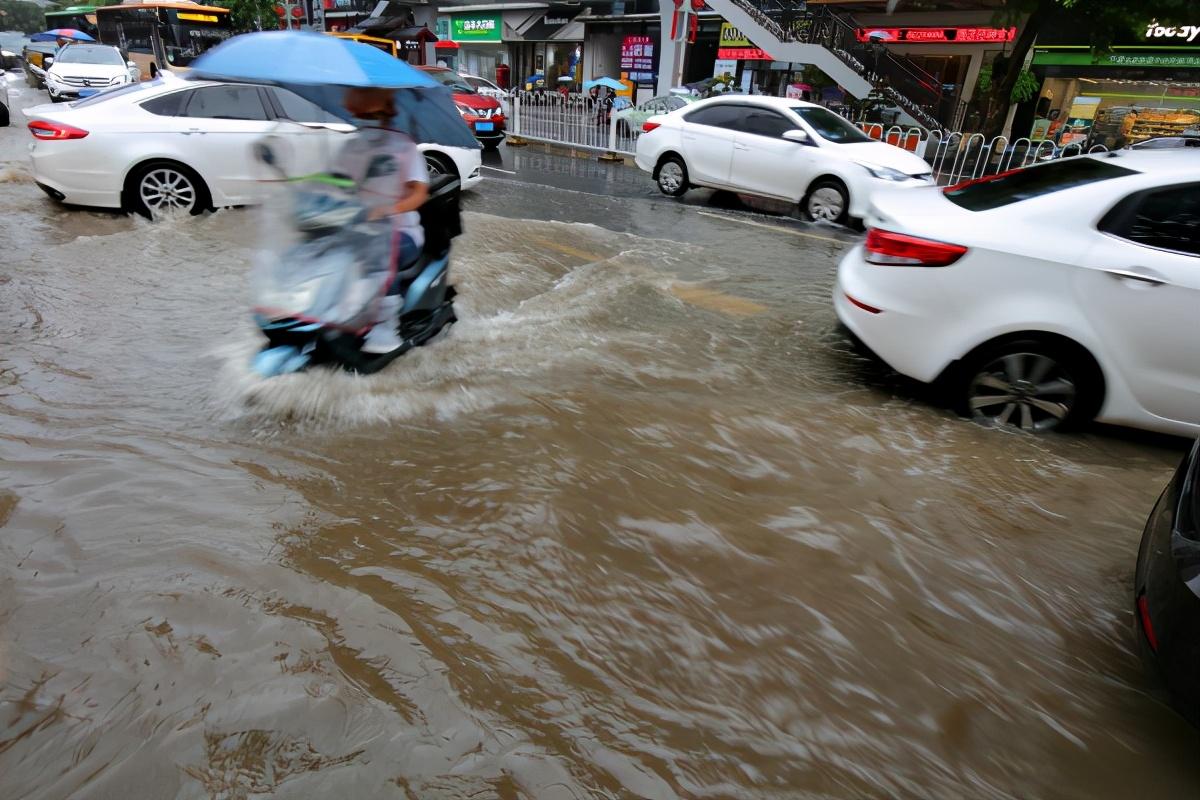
[24,76,482,216]
[634,95,932,224]
[836,150,1200,436]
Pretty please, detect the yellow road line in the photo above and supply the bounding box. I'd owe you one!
[669,284,767,316]
[695,210,850,245]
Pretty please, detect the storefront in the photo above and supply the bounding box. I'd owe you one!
[444,12,507,79]
[1033,20,1200,147]
[506,6,585,90]
[435,5,583,89]
[581,9,660,96]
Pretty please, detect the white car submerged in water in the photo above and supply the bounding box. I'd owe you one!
[23,76,483,216]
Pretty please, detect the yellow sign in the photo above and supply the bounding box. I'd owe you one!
[1066,96,1101,121]
[719,23,753,48]
[177,13,220,22]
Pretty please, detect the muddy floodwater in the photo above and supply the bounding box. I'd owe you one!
[2,77,1198,799]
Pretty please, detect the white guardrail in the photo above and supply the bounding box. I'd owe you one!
[508,96,1111,184]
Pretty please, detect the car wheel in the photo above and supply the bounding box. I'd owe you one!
[804,178,849,224]
[0,104,9,128]
[424,153,455,178]
[482,139,501,151]
[953,338,1101,433]
[655,156,688,197]
[127,161,209,218]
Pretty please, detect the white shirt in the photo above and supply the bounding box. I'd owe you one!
[334,127,428,247]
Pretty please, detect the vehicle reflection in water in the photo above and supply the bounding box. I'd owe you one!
[1,86,1199,798]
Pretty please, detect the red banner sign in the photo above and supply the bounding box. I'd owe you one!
[854,26,1017,44]
[717,47,773,61]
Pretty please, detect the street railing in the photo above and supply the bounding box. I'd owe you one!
[510,95,644,156]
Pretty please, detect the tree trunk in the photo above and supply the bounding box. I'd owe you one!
[983,3,1053,138]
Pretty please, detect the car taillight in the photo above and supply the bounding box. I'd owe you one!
[864,229,966,267]
[1137,593,1159,652]
[28,120,89,141]
[642,121,661,133]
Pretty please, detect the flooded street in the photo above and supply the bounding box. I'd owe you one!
[2,76,1199,799]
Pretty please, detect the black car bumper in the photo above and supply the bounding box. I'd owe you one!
[1134,440,1200,728]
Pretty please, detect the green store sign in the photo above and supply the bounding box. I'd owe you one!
[1034,49,1200,68]
[452,14,502,43]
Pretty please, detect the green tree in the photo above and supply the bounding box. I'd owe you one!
[0,0,47,34]
[981,0,1193,136]
[214,0,279,33]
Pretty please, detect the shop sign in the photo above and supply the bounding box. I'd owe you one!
[620,35,655,83]
[1034,50,1200,68]
[854,26,1016,44]
[451,13,502,43]
[718,22,771,60]
[1144,22,1200,43]
[712,58,737,78]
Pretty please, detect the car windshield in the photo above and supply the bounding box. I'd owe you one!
[424,69,476,93]
[465,76,496,91]
[56,45,124,66]
[791,106,872,143]
[943,157,1138,211]
[70,80,162,107]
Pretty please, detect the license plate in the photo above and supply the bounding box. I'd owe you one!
[475,122,495,132]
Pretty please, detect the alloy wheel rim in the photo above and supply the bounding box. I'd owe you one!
[426,159,444,176]
[140,168,196,214]
[968,352,1077,432]
[808,187,845,220]
[659,162,682,192]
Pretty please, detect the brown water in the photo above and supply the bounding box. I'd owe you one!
[2,78,1199,800]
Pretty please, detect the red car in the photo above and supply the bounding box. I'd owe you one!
[418,66,505,150]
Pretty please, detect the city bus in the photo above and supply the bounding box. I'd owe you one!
[44,5,104,39]
[96,1,232,80]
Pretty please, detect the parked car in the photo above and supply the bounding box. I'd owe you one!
[24,77,482,216]
[459,72,509,115]
[44,43,138,103]
[835,150,1200,436]
[1135,439,1200,728]
[613,94,694,137]
[634,96,933,224]
[22,41,56,89]
[417,66,504,150]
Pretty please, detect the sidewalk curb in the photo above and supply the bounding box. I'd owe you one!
[506,139,636,168]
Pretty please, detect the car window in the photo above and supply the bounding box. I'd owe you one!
[1130,137,1200,150]
[684,103,745,131]
[741,109,795,139]
[465,76,498,92]
[182,86,269,121]
[944,157,1139,211]
[140,90,190,117]
[789,106,871,143]
[269,87,343,123]
[667,97,687,111]
[1101,184,1200,257]
[55,45,124,66]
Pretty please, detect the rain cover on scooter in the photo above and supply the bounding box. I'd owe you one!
[250,129,407,333]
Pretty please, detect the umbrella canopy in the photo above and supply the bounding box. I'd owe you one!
[188,30,479,150]
[31,29,95,42]
[583,77,625,92]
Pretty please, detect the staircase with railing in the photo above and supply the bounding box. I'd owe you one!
[705,0,949,131]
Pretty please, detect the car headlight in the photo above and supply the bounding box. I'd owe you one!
[857,162,911,182]
[455,103,472,117]
[258,276,322,312]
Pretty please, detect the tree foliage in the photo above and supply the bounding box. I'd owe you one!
[982,0,1195,136]
[214,0,279,33]
[0,0,46,34]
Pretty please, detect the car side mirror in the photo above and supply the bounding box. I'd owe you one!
[782,129,810,144]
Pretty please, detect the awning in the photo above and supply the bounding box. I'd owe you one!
[435,40,459,49]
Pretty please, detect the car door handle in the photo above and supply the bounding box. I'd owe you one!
[734,143,750,151]
[1103,268,1166,286]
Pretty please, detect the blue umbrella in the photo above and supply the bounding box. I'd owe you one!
[188,30,479,150]
[584,77,625,92]
[31,29,95,42]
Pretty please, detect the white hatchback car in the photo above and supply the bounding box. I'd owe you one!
[25,77,483,216]
[44,43,138,103]
[836,150,1200,436]
[634,95,932,224]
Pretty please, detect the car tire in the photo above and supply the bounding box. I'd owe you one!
[0,104,9,128]
[655,155,688,197]
[950,337,1103,433]
[424,153,456,178]
[126,160,210,218]
[483,139,501,151]
[804,178,849,224]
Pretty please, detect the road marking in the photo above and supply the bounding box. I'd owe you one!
[527,235,608,262]
[695,210,850,245]
[481,165,518,175]
[669,284,767,317]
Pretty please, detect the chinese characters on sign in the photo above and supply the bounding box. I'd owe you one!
[853,26,1017,44]
[451,14,502,42]
[1108,54,1200,66]
[717,23,772,61]
[620,35,655,84]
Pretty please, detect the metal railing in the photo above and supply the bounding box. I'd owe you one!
[857,123,1111,185]
[510,95,644,155]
